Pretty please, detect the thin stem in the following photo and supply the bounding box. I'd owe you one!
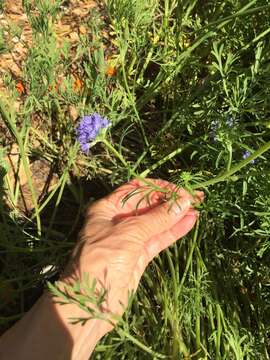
[195,225,201,353]
[226,143,232,172]
[121,60,149,147]
[116,328,166,358]
[140,147,184,178]
[44,170,69,241]
[102,139,129,168]
[192,140,270,189]
[199,2,269,32]
[140,136,206,178]
[0,98,41,235]
[179,220,199,293]
[215,305,222,360]
[104,138,270,200]
[102,139,169,192]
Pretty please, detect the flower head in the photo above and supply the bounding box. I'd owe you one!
[210,119,219,142]
[76,113,110,153]
[225,116,234,128]
[106,65,117,77]
[210,116,237,143]
[243,150,256,164]
[16,81,25,95]
[73,77,83,92]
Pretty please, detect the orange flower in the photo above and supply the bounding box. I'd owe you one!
[73,77,83,92]
[106,65,117,77]
[16,81,25,95]
[48,84,58,92]
[48,79,65,93]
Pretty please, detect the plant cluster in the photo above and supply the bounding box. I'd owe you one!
[1,0,270,358]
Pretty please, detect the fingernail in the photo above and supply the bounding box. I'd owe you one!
[188,209,199,218]
[171,199,191,215]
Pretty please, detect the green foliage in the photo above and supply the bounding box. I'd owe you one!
[0,28,9,54]
[48,274,109,324]
[23,0,63,36]
[1,0,270,358]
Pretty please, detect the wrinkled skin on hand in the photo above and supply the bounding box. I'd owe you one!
[62,178,204,327]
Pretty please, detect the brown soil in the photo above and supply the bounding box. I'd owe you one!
[0,0,96,95]
[0,0,97,212]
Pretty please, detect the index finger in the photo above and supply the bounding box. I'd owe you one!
[103,178,203,218]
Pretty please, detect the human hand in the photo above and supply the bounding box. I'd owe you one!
[62,178,204,327]
[0,178,203,360]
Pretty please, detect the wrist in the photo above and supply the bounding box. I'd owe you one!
[0,291,111,360]
[41,291,111,359]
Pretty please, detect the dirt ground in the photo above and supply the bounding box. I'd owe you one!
[0,0,96,97]
[0,0,97,213]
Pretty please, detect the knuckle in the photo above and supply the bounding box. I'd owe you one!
[85,199,104,217]
[114,217,149,243]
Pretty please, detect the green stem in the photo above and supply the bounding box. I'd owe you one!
[132,149,149,172]
[215,305,222,360]
[104,138,270,199]
[226,143,232,172]
[102,139,129,168]
[192,140,270,189]
[199,2,269,32]
[140,147,184,178]
[116,328,166,358]
[140,136,205,178]
[102,139,169,192]
[0,98,41,235]
[195,223,201,353]
[179,220,199,293]
[165,249,185,358]
[121,60,149,147]
[44,170,69,241]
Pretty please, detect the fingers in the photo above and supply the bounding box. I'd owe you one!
[95,177,203,219]
[86,178,169,220]
[109,178,173,212]
[145,209,198,261]
[132,194,193,239]
[86,178,204,228]
[112,178,204,210]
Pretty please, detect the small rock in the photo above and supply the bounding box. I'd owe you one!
[5,4,22,15]
[7,61,22,77]
[69,31,79,42]
[13,42,27,56]
[73,8,87,16]
[12,36,19,43]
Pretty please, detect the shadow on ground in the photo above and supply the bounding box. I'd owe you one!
[0,166,112,334]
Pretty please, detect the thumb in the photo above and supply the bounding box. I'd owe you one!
[135,196,192,239]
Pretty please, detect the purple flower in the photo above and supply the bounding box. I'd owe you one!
[76,113,110,153]
[210,120,219,142]
[225,116,234,128]
[243,150,256,164]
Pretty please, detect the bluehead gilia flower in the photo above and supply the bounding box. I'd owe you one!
[225,116,234,128]
[210,116,237,142]
[243,150,256,164]
[76,113,110,153]
[210,119,219,142]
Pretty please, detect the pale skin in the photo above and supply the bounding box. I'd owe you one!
[0,178,203,360]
